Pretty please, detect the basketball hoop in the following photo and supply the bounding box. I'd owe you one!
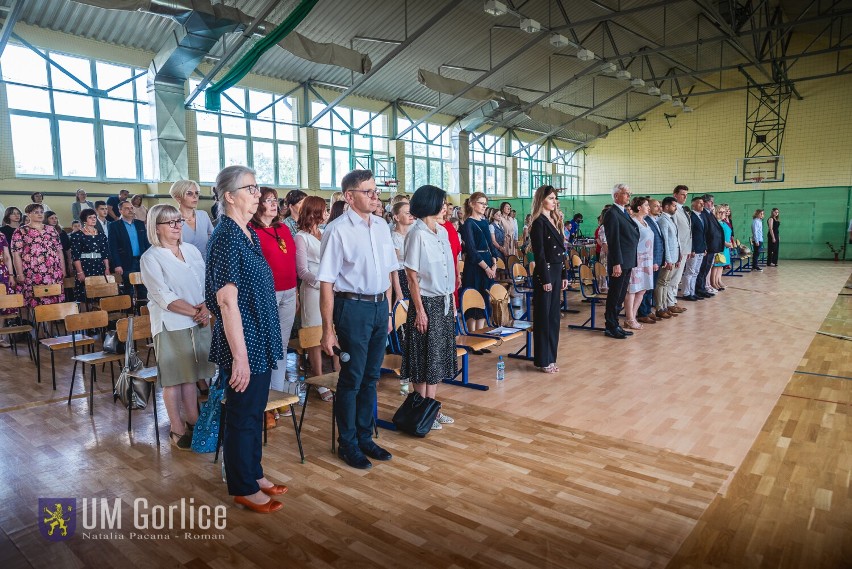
[751,176,764,190]
[384,179,399,188]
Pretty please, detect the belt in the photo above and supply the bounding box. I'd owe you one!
[335,291,386,302]
[80,253,102,259]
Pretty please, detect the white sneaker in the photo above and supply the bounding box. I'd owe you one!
[436,412,454,424]
[431,420,442,430]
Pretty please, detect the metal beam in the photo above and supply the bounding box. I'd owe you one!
[0,0,24,59]
[512,86,634,156]
[308,0,463,127]
[551,0,691,35]
[395,29,548,140]
[569,101,666,154]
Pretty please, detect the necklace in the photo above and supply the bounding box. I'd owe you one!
[257,224,287,254]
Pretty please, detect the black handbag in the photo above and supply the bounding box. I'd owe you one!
[392,392,441,437]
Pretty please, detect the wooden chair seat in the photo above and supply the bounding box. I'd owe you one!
[0,324,33,335]
[472,326,525,342]
[128,367,158,381]
[455,335,499,351]
[382,353,402,375]
[71,351,124,365]
[305,371,339,392]
[267,390,300,411]
[41,334,94,351]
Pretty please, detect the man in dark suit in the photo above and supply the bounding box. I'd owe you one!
[602,183,640,339]
[695,193,724,297]
[681,197,707,301]
[108,200,150,295]
[637,198,665,324]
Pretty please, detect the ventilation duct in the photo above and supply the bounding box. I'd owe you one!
[459,99,527,132]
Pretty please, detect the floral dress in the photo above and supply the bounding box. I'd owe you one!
[10,224,65,307]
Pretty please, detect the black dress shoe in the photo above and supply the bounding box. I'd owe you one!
[338,447,372,469]
[683,295,697,301]
[615,326,633,336]
[604,329,626,339]
[359,442,392,461]
[698,291,714,298]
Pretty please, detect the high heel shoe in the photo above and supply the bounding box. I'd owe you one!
[233,495,283,513]
[624,319,643,330]
[259,484,288,496]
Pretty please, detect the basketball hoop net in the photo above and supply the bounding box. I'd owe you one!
[751,176,764,190]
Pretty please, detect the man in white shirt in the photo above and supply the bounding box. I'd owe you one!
[94,201,110,237]
[318,169,397,470]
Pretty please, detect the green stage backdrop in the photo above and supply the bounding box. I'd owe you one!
[501,186,852,260]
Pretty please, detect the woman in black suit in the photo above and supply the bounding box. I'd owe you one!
[530,185,569,373]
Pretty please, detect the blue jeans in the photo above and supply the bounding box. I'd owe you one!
[222,366,271,496]
[638,269,659,316]
[333,297,388,450]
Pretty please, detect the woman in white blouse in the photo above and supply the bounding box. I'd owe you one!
[140,204,216,450]
[170,180,213,259]
[294,196,333,401]
[401,185,457,430]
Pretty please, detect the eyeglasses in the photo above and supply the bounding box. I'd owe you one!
[184,191,199,197]
[157,218,186,228]
[475,201,488,206]
[236,184,261,195]
[349,189,382,199]
[263,198,278,205]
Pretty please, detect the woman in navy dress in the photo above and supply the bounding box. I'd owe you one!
[460,191,497,332]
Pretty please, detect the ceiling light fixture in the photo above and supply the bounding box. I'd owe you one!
[600,61,617,73]
[615,69,631,80]
[672,99,683,108]
[550,34,570,48]
[484,0,507,16]
[682,105,693,113]
[520,18,541,33]
[647,86,661,96]
[660,93,672,102]
[631,78,645,88]
[576,48,595,61]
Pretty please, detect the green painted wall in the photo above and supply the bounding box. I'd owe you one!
[502,186,852,260]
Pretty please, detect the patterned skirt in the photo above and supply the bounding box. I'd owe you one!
[401,295,457,385]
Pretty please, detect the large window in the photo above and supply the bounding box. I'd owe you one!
[551,144,582,195]
[513,138,548,198]
[192,82,299,186]
[399,119,454,194]
[1,43,152,180]
[469,133,506,195]
[312,102,388,189]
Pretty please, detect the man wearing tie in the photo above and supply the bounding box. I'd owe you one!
[108,200,150,294]
[637,198,665,324]
[681,196,707,301]
[318,169,397,470]
[602,183,640,339]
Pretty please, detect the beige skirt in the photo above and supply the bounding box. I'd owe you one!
[153,324,216,388]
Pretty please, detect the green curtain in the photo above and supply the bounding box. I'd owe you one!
[205,0,320,111]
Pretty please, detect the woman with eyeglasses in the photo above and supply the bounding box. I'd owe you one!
[206,165,287,514]
[140,204,214,451]
[170,180,213,259]
[248,187,299,411]
[460,192,498,333]
[70,208,110,303]
[11,203,66,308]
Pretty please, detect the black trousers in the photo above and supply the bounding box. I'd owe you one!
[767,240,779,265]
[605,268,631,332]
[696,252,713,293]
[532,264,562,368]
[223,366,272,496]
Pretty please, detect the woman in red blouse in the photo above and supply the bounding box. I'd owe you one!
[439,199,462,307]
[249,188,298,407]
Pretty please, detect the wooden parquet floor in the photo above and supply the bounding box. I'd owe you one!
[0,261,849,568]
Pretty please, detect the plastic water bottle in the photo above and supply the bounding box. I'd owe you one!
[297,372,307,406]
[496,356,505,381]
[399,378,410,395]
